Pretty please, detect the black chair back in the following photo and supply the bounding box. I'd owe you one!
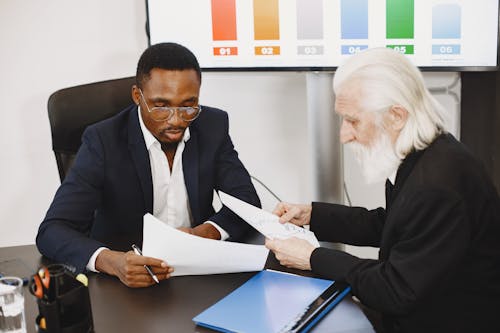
[48,77,136,182]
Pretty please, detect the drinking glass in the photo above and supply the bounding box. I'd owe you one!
[0,277,26,333]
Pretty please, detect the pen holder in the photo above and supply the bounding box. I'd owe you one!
[33,265,94,333]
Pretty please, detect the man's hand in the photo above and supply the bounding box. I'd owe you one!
[273,202,312,226]
[177,223,221,240]
[265,237,316,271]
[95,249,173,288]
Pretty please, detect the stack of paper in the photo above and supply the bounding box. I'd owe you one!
[142,214,269,277]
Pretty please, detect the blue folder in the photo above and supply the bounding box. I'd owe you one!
[193,270,351,333]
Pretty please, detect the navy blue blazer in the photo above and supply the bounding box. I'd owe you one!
[37,105,260,272]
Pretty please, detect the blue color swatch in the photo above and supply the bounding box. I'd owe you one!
[432,4,461,39]
[341,0,368,39]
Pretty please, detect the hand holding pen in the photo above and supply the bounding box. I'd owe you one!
[94,248,173,288]
[131,244,174,286]
[131,244,160,283]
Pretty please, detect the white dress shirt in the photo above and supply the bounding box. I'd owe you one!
[388,170,397,185]
[86,107,228,272]
[143,112,193,228]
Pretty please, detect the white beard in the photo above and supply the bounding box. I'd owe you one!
[347,131,401,184]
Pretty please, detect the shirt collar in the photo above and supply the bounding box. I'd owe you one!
[387,144,429,186]
[137,106,190,151]
[387,170,397,185]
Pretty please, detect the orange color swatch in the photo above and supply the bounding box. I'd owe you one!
[253,0,280,40]
[211,0,237,41]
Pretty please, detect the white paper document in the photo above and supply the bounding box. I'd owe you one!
[142,214,269,277]
[219,192,320,247]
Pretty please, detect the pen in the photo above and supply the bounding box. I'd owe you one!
[131,244,160,284]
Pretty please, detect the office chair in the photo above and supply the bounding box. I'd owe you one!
[47,77,283,210]
[48,77,136,182]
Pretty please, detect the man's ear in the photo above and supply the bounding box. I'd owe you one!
[131,85,141,105]
[388,105,408,131]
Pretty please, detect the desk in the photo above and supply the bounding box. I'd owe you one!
[0,244,374,333]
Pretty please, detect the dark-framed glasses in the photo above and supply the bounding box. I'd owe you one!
[139,89,202,122]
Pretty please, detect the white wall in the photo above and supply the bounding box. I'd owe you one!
[0,1,460,264]
[201,72,311,211]
[0,0,147,246]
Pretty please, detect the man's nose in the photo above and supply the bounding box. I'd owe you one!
[167,109,183,125]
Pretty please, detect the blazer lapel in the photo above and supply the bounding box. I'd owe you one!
[385,179,394,211]
[390,148,425,207]
[127,108,153,214]
[183,128,200,224]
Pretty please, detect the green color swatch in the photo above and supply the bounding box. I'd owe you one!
[386,0,414,39]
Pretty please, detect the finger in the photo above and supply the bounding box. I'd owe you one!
[155,272,172,281]
[272,202,288,216]
[265,238,276,251]
[128,254,168,268]
[122,263,172,280]
[120,271,156,287]
[123,259,159,276]
[278,206,300,223]
[123,263,167,286]
[121,265,154,279]
[127,279,156,288]
[150,265,173,274]
[276,255,291,267]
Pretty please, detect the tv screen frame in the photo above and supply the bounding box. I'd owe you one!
[145,0,500,72]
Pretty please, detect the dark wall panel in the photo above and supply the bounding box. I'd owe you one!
[461,72,500,193]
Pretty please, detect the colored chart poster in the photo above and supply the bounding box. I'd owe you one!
[148,0,499,69]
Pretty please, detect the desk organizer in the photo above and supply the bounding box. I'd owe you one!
[33,265,93,333]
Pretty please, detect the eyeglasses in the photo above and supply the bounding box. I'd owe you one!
[139,89,202,122]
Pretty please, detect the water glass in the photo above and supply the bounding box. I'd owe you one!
[0,277,26,333]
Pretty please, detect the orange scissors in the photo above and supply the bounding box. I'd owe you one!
[29,267,50,300]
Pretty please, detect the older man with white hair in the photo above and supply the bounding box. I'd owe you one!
[266,48,500,333]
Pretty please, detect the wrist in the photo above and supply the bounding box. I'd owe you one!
[95,249,121,276]
[306,204,313,224]
[192,223,221,240]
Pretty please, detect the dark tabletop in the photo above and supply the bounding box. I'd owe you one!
[0,237,372,333]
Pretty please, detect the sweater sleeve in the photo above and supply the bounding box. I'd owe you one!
[310,189,469,316]
[310,202,386,246]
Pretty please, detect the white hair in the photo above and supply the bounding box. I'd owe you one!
[333,47,446,158]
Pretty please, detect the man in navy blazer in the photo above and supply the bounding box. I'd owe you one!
[37,43,260,287]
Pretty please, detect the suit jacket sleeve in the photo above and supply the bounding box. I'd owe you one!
[310,202,386,246]
[309,188,469,315]
[207,112,260,241]
[36,126,107,272]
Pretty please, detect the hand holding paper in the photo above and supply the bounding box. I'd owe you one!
[219,192,320,247]
[265,237,316,271]
[95,248,171,288]
[273,201,312,226]
[142,214,268,276]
